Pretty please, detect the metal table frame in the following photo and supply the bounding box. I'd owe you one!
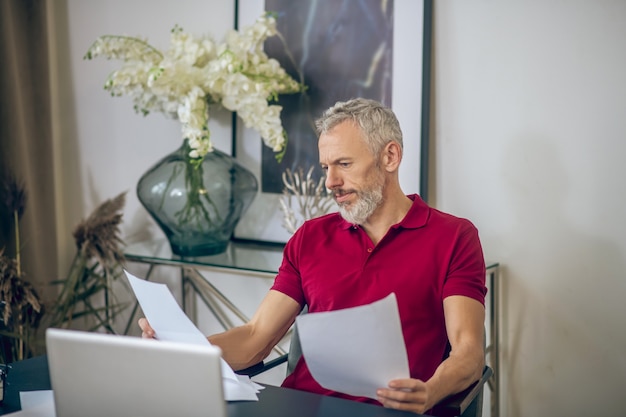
[485,263,501,417]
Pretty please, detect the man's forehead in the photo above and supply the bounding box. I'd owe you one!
[318,125,373,162]
[319,121,365,145]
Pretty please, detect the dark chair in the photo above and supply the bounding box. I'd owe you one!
[237,323,492,417]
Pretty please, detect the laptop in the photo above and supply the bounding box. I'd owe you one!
[46,328,227,417]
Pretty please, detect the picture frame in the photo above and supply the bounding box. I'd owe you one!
[232,0,432,245]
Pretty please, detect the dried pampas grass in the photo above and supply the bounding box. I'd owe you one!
[0,172,42,361]
[72,192,126,268]
[47,192,129,333]
[0,249,43,326]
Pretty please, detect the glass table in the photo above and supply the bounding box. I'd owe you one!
[124,238,501,417]
[124,238,284,277]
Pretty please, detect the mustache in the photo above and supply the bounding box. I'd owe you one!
[330,188,355,197]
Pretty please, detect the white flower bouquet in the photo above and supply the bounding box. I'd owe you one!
[84,14,305,240]
[84,13,304,165]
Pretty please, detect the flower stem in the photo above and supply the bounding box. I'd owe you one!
[174,160,222,229]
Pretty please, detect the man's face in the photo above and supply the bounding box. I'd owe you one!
[318,121,385,225]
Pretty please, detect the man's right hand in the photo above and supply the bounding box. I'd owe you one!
[138,318,156,339]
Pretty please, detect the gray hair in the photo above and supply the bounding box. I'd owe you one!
[314,98,403,156]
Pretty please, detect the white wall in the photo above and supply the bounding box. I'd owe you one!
[54,1,626,416]
[58,0,234,245]
[433,2,626,416]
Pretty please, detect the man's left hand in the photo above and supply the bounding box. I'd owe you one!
[376,378,432,415]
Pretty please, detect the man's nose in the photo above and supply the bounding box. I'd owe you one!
[325,167,342,190]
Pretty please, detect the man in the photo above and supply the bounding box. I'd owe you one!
[140,98,487,415]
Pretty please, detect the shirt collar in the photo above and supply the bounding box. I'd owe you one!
[397,194,430,229]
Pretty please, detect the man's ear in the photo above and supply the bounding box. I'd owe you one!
[382,141,402,172]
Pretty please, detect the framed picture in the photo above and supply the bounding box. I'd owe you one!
[233,0,432,244]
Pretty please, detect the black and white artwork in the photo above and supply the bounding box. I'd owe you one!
[234,0,430,244]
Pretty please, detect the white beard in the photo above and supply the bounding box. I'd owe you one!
[337,172,384,225]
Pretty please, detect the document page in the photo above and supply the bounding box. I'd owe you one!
[296,293,410,399]
[15,391,55,417]
[125,270,262,401]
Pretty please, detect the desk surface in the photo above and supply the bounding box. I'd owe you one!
[0,356,417,417]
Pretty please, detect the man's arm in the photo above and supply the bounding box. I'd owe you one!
[138,289,301,371]
[424,295,486,401]
[208,290,301,371]
[377,295,485,414]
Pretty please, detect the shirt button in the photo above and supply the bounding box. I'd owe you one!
[367,248,373,253]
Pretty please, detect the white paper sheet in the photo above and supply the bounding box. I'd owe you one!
[14,391,55,417]
[125,270,262,401]
[6,402,54,417]
[19,390,54,411]
[296,293,410,399]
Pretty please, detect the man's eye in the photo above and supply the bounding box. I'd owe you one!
[340,162,350,168]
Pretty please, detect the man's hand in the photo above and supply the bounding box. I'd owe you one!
[376,378,432,415]
[377,296,486,414]
[138,318,156,339]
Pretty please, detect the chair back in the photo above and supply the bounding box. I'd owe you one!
[286,322,303,376]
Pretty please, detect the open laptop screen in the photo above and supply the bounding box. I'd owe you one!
[46,328,226,417]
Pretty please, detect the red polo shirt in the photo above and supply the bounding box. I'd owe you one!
[271,194,487,404]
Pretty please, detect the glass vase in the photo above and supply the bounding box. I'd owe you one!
[137,141,258,256]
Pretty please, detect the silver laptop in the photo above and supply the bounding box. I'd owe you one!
[46,328,226,417]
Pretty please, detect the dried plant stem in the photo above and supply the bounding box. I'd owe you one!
[11,205,24,358]
[17,323,23,360]
[52,252,86,329]
[13,210,20,277]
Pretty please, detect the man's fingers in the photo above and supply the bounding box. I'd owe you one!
[377,381,429,415]
[138,318,155,338]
